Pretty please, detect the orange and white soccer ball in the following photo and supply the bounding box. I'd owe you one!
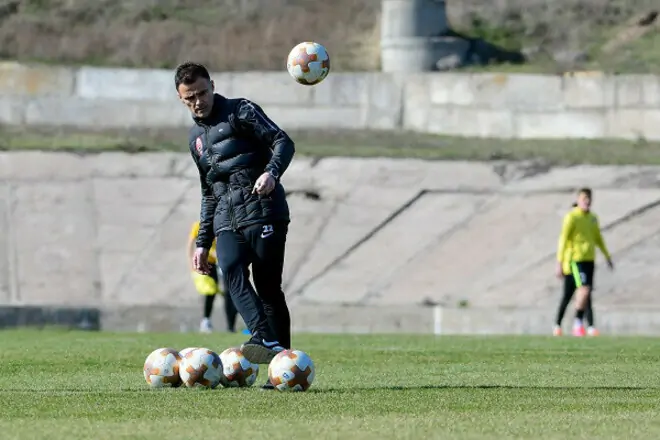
[143,347,182,388]
[218,347,259,388]
[179,347,223,389]
[286,42,330,86]
[179,347,197,358]
[268,349,315,392]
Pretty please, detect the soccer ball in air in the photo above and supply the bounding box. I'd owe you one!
[286,41,330,86]
[268,349,315,392]
[179,347,223,389]
[218,347,259,388]
[143,347,182,388]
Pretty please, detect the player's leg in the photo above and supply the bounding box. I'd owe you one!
[571,262,594,336]
[216,230,279,349]
[216,266,237,333]
[203,265,220,332]
[584,297,593,329]
[224,292,238,333]
[554,274,576,336]
[239,222,290,364]
[585,294,598,336]
[191,267,219,333]
[247,223,291,348]
[201,294,216,333]
[241,222,291,389]
[584,263,598,336]
[570,261,587,336]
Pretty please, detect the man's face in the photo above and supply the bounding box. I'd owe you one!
[577,192,591,211]
[177,78,214,118]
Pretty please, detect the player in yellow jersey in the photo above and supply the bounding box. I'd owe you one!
[555,188,613,337]
[553,204,595,336]
[188,221,238,333]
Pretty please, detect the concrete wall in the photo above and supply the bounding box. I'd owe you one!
[3,61,660,334]
[2,62,660,140]
[2,151,660,335]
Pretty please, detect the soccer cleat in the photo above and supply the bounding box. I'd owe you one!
[199,318,213,334]
[260,379,276,390]
[587,327,599,336]
[572,325,586,337]
[553,326,563,336]
[240,337,284,364]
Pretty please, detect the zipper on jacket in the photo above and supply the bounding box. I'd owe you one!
[202,125,210,156]
[227,192,238,231]
[202,122,238,232]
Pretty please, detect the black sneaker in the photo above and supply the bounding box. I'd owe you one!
[261,379,275,390]
[240,337,284,364]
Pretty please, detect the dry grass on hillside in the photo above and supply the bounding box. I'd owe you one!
[0,0,381,71]
[0,0,657,72]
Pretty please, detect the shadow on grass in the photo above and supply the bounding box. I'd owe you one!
[307,384,660,393]
[0,384,657,395]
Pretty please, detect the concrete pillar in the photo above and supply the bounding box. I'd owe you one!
[380,0,461,72]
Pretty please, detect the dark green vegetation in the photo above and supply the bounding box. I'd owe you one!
[451,0,660,73]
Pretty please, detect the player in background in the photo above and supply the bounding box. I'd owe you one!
[187,220,238,334]
[555,189,613,337]
[553,207,595,336]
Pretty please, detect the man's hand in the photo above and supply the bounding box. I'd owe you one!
[252,172,276,196]
[606,257,614,270]
[555,261,564,280]
[192,247,211,274]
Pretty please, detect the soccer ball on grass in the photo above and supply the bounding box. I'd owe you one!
[218,347,259,388]
[179,347,197,358]
[179,347,223,389]
[143,347,182,388]
[286,42,330,86]
[268,349,315,392]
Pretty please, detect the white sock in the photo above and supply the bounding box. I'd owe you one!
[574,318,583,328]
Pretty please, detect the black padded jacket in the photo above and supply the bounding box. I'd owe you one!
[189,94,295,249]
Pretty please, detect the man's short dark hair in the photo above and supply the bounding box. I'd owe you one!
[578,187,592,198]
[174,62,211,90]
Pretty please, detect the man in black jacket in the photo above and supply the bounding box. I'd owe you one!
[175,62,294,381]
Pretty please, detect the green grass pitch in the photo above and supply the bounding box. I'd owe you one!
[1,330,660,439]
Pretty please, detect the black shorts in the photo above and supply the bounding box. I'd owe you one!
[570,261,595,288]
